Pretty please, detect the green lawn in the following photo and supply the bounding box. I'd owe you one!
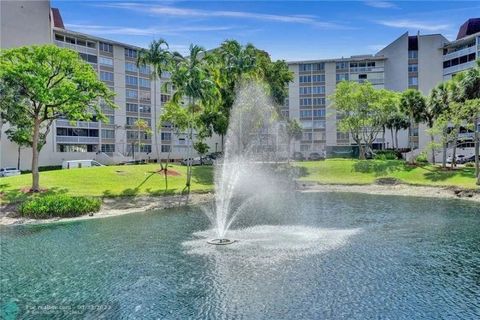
[294,159,478,189]
[0,164,214,203]
[1,160,477,205]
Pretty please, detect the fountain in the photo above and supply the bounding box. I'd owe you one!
[204,81,290,244]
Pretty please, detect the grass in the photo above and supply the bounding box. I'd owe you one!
[1,160,477,206]
[0,164,214,204]
[294,159,478,189]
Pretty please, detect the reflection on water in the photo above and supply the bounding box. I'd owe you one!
[1,192,480,319]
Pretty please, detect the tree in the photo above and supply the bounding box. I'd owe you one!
[331,81,385,159]
[194,140,209,158]
[0,45,115,191]
[285,119,303,163]
[399,89,427,154]
[427,82,451,168]
[163,44,218,193]
[137,39,171,167]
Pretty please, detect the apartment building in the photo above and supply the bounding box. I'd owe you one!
[287,31,450,157]
[0,1,219,169]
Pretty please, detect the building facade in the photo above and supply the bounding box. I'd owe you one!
[0,1,219,170]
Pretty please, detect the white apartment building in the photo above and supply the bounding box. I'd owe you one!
[0,1,220,170]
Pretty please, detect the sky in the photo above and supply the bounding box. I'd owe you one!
[51,0,480,61]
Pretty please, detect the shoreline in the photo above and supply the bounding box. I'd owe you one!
[1,183,479,226]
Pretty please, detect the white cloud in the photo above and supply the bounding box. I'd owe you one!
[376,19,451,32]
[98,2,346,29]
[65,24,234,36]
[364,1,397,9]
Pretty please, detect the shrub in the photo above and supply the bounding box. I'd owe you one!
[415,152,428,164]
[465,162,475,168]
[19,195,101,218]
[374,150,399,160]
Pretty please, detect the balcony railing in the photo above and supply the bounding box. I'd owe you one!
[443,61,476,75]
[56,136,100,143]
[56,119,99,128]
[443,45,476,61]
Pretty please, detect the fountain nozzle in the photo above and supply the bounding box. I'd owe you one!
[207,239,236,245]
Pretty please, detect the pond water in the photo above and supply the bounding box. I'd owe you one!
[1,192,480,319]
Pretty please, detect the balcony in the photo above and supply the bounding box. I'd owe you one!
[350,67,384,73]
[56,119,99,128]
[56,136,100,143]
[443,61,476,75]
[54,40,97,55]
[443,45,476,61]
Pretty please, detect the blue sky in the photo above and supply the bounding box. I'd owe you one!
[52,0,480,61]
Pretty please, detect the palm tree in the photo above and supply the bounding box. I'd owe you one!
[427,82,450,165]
[166,44,218,193]
[399,89,427,161]
[286,119,303,163]
[137,39,171,168]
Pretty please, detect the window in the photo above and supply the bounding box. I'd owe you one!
[300,98,311,106]
[100,71,114,82]
[359,74,367,80]
[139,78,150,88]
[127,131,138,139]
[139,104,151,113]
[299,64,312,71]
[66,37,76,44]
[313,120,325,129]
[126,89,138,99]
[101,129,115,139]
[313,98,325,106]
[337,132,349,140]
[161,145,171,152]
[336,62,348,70]
[99,57,113,66]
[56,128,98,137]
[55,34,64,41]
[139,65,150,74]
[101,144,115,152]
[76,39,86,47]
[139,91,151,102]
[161,132,172,141]
[126,103,138,112]
[161,94,170,103]
[299,75,311,83]
[302,132,313,141]
[79,53,97,64]
[301,120,313,129]
[125,75,138,86]
[126,117,137,126]
[57,144,97,152]
[125,48,137,58]
[312,74,325,82]
[312,63,325,71]
[299,87,311,95]
[408,64,418,72]
[408,76,418,86]
[125,62,138,72]
[99,42,113,53]
[313,109,325,117]
[140,145,152,153]
[408,50,418,59]
[312,86,325,94]
[105,115,114,124]
[300,110,312,118]
[300,145,310,151]
[336,73,349,81]
[367,62,375,67]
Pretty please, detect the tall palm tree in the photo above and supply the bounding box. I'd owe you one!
[167,44,218,193]
[399,89,427,159]
[137,39,171,168]
[427,82,451,165]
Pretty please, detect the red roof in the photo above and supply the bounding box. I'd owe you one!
[51,8,65,29]
[456,18,480,40]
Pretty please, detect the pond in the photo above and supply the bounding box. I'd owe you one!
[1,192,480,319]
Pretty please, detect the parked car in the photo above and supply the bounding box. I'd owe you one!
[292,152,305,161]
[446,154,466,164]
[181,157,202,166]
[201,157,214,165]
[0,167,21,177]
[308,152,325,161]
[458,155,478,164]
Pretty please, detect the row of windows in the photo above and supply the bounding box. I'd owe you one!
[299,109,326,118]
[57,144,97,153]
[126,89,151,101]
[299,86,325,95]
[161,132,172,140]
[443,53,476,69]
[101,129,115,139]
[127,144,152,153]
[301,132,326,141]
[125,62,151,75]
[79,53,97,64]
[56,128,99,137]
[299,63,325,72]
[299,74,325,83]
[336,73,349,81]
[125,48,137,58]
[126,131,150,140]
[126,117,152,126]
[99,56,113,66]
[299,98,325,106]
[54,33,96,48]
[101,144,115,153]
[126,103,152,113]
[300,120,326,129]
[161,145,171,152]
[337,132,349,140]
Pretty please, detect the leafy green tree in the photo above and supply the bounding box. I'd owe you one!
[194,140,209,158]
[285,119,303,162]
[137,39,171,167]
[427,82,451,167]
[385,111,410,151]
[0,45,115,191]
[399,89,427,153]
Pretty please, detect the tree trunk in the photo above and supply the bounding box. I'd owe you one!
[31,119,41,192]
[394,129,399,152]
[382,127,386,150]
[389,128,394,150]
[442,127,447,169]
[153,78,164,171]
[17,146,21,170]
[430,134,436,164]
[451,133,458,170]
